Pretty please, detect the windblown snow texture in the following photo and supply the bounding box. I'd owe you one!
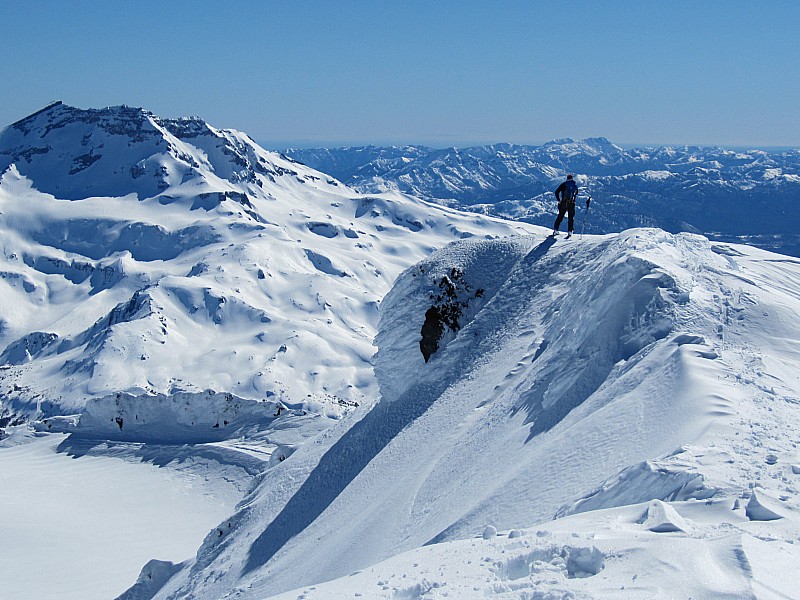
[0,102,528,430]
[150,229,800,600]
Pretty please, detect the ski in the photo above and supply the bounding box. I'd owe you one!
[580,196,592,238]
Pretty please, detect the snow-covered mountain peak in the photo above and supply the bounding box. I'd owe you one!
[0,103,533,435]
[0,101,339,203]
[582,136,624,154]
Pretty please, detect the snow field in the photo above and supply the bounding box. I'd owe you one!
[266,494,800,600]
[156,228,800,599]
[0,432,242,600]
[0,147,530,420]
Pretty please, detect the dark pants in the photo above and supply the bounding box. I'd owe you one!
[554,200,576,232]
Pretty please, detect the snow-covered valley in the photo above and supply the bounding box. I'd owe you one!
[2,103,799,599]
[0,432,242,600]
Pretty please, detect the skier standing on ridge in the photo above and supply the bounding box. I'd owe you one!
[552,174,579,238]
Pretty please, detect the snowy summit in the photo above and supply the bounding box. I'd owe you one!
[1,103,800,599]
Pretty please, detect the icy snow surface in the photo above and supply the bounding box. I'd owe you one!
[0,432,240,600]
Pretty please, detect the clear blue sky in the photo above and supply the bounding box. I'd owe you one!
[1,0,798,148]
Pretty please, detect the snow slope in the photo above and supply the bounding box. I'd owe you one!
[266,497,800,600]
[0,103,534,597]
[148,229,800,599]
[0,102,530,433]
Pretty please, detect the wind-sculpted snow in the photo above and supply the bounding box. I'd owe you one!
[554,458,716,519]
[377,232,681,437]
[376,236,534,400]
[29,218,221,262]
[42,390,286,444]
[141,226,800,600]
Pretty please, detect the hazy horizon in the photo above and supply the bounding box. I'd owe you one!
[260,138,799,152]
[4,100,796,153]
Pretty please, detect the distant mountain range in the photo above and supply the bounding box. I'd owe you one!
[284,139,800,256]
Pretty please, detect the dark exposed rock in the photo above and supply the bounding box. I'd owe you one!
[420,306,444,363]
[69,153,102,174]
[419,267,484,362]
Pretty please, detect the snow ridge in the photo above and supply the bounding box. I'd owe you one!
[146,227,800,600]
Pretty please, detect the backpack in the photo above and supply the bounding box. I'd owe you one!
[563,180,578,203]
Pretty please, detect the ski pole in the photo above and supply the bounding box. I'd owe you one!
[580,196,591,238]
